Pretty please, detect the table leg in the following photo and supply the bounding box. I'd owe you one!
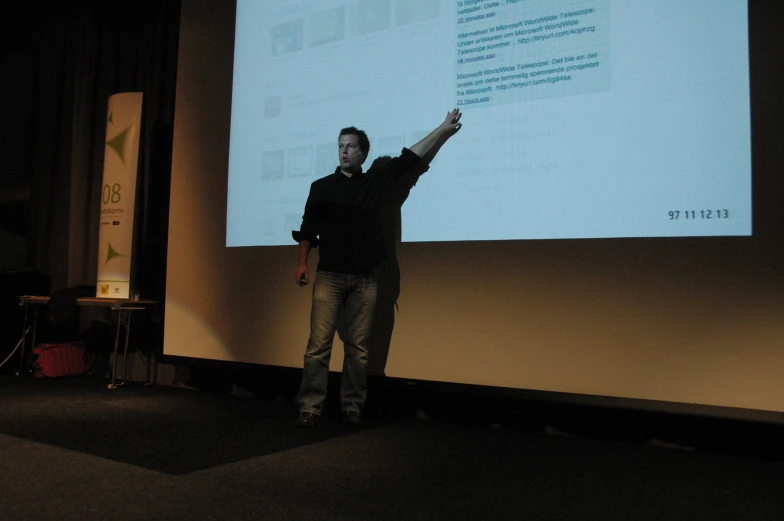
[108,308,123,389]
[16,304,29,376]
[31,310,38,354]
[121,310,133,384]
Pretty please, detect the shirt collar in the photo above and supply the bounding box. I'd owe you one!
[334,167,364,181]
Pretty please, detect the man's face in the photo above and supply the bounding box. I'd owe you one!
[338,134,365,173]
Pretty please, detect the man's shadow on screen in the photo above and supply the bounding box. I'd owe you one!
[336,157,425,409]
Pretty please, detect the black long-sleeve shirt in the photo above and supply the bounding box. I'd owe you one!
[292,148,421,274]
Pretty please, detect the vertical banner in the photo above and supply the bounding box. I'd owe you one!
[96,92,143,299]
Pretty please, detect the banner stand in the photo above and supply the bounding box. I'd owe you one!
[96,92,143,300]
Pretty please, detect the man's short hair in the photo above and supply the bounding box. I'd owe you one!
[339,126,370,156]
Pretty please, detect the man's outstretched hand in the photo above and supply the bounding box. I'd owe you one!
[409,108,464,160]
[441,108,463,137]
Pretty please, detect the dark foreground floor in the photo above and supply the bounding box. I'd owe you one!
[1,374,782,521]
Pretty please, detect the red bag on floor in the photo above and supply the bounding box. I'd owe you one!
[32,342,87,378]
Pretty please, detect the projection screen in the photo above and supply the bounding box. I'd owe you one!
[226,0,751,246]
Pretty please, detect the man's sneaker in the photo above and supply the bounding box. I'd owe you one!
[342,410,362,426]
[294,412,320,427]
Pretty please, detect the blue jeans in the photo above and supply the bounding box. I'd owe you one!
[297,271,377,416]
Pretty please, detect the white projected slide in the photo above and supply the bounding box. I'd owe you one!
[226,0,751,247]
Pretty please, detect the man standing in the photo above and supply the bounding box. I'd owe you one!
[292,109,462,427]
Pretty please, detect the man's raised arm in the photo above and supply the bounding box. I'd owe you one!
[408,109,463,164]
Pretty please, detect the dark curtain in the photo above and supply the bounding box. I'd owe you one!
[2,1,181,301]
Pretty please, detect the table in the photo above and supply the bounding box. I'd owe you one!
[17,296,158,389]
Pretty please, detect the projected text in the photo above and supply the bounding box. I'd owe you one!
[455,0,611,107]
